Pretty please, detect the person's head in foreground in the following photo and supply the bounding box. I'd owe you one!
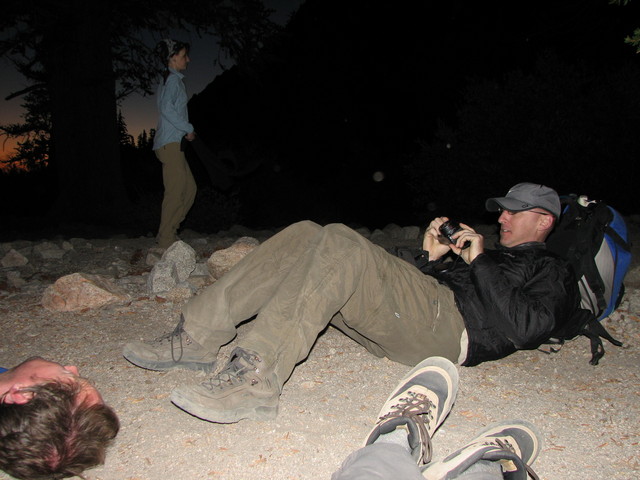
[0,357,119,479]
[485,182,560,247]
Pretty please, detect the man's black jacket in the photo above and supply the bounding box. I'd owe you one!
[422,243,591,366]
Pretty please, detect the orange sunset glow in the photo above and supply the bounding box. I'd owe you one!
[0,139,17,169]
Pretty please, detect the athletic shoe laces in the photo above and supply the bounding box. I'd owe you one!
[487,438,540,480]
[379,391,434,464]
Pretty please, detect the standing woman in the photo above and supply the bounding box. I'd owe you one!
[153,39,197,249]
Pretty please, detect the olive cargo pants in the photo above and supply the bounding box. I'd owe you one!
[183,221,466,388]
[155,142,197,248]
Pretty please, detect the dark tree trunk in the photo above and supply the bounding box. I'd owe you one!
[41,1,129,226]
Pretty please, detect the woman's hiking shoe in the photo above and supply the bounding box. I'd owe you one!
[421,420,542,480]
[364,356,459,465]
[170,347,280,424]
[122,314,217,372]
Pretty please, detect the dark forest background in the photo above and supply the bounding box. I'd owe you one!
[2,0,640,239]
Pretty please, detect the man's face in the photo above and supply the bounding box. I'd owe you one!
[497,209,552,247]
[0,356,103,406]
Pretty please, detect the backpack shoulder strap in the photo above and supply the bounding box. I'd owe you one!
[540,308,623,365]
[563,199,611,315]
[582,318,623,365]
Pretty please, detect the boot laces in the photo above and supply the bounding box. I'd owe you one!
[201,349,260,391]
[379,391,435,464]
[149,315,193,362]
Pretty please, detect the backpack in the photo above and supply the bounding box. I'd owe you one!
[545,194,632,364]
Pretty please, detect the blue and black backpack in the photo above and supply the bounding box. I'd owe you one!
[546,194,632,364]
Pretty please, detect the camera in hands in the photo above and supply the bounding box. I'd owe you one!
[438,220,471,250]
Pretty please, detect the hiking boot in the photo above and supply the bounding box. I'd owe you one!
[421,420,542,480]
[364,356,459,465]
[170,347,280,423]
[122,314,217,372]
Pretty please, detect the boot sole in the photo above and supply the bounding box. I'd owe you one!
[170,390,279,423]
[122,345,216,373]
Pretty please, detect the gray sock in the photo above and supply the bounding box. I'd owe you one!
[374,427,411,453]
[454,459,503,479]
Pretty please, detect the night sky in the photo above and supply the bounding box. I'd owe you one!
[1,0,639,234]
[1,1,634,150]
[181,0,640,228]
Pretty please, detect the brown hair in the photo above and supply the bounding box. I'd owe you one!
[155,39,191,84]
[0,381,119,479]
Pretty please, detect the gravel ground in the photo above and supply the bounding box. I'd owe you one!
[1,225,639,480]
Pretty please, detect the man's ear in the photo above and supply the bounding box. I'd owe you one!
[538,215,555,233]
[2,385,35,405]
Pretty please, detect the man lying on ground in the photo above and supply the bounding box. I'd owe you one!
[123,182,590,425]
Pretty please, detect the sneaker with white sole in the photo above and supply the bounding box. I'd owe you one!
[122,314,217,372]
[421,420,542,480]
[364,356,459,465]
[170,347,280,423]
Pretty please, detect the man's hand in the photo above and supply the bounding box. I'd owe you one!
[449,222,484,264]
[185,132,196,141]
[423,218,485,264]
[422,217,453,261]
